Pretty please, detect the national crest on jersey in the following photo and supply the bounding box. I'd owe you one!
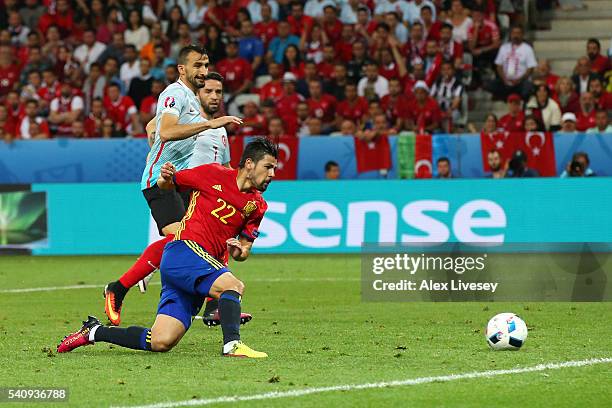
[141,80,204,190]
[242,200,257,217]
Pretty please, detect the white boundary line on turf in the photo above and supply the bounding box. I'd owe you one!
[0,278,360,294]
[112,357,612,408]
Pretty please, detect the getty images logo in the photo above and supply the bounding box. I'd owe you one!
[256,199,507,248]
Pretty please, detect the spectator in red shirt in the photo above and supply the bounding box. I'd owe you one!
[5,90,25,124]
[17,99,50,139]
[258,62,284,102]
[403,21,426,63]
[84,97,108,138]
[587,38,610,76]
[406,80,442,133]
[322,5,343,44]
[288,1,314,40]
[335,82,369,128]
[438,23,463,70]
[421,5,441,41]
[588,77,612,110]
[282,44,305,79]
[498,93,525,132]
[306,79,337,128]
[575,91,597,131]
[532,59,559,94]
[0,45,19,97]
[102,82,140,136]
[49,83,84,136]
[275,72,305,128]
[254,3,278,48]
[317,44,337,79]
[237,100,267,137]
[381,77,411,130]
[467,7,500,82]
[139,79,164,126]
[38,0,75,38]
[554,76,580,113]
[216,40,254,101]
[335,24,356,63]
[0,104,16,141]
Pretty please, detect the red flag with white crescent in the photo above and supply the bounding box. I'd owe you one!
[414,133,433,179]
[480,130,514,172]
[354,134,392,173]
[516,131,557,176]
[274,136,298,180]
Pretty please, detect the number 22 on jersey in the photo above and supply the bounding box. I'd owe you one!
[210,198,237,224]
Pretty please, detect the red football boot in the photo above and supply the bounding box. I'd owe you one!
[57,316,101,353]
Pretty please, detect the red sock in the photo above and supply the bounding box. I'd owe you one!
[119,234,174,288]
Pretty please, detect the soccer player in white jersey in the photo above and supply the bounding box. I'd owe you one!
[103,46,242,326]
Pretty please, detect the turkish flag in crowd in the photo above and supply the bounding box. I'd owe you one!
[480,131,556,176]
[516,131,556,176]
[229,135,244,169]
[274,136,299,180]
[414,133,433,178]
[480,131,514,172]
[354,134,392,173]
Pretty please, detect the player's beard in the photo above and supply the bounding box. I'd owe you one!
[188,71,206,89]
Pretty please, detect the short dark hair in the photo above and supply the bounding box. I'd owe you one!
[239,137,279,168]
[441,22,454,31]
[205,71,224,83]
[177,45,208,65]
[572,152,590,164]
[25,98,38,106]
[437,157,450,165]
[587,38,601,49]
[325,161,339,172]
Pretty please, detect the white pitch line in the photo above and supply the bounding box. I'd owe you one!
[0,278,359,294]
[113,357,612,408]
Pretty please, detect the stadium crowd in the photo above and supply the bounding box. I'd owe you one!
[0,0,610,142]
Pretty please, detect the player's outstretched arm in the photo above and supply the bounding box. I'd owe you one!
[226,237,253,262]
[158,113,243,142]
[157,162,177,190]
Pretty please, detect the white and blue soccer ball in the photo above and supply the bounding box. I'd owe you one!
[486,313,528,350]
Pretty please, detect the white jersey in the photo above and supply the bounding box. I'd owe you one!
[189,124,231,167]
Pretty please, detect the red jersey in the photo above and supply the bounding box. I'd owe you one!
[381,94,412,122]
[307,94,337,123]
[276,93,304,123]
[287,15,313,37]
[590,54,610,75]
[0,64,20,96]
[499,111,526,132]
[336,97,369,122]
[323,19,343,43]
[467,20,500,48]
[425,21,442,41]
[254,21,278,47]
[335,40,354,63]
[216,57,253,93]
[140,95,158,117]
[317,61,335,79]
[439,40,464,63]
[103,95,137,130]
[259,80,283,102]
[407,97,442,131]
[238,113,267,136]
[576,109,596,131]
[595,92,612,110]
[173,164,267,263]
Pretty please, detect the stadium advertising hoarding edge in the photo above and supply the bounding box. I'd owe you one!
[29,178,612,255]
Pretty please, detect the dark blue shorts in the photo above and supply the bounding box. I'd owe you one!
[157,240,229,330]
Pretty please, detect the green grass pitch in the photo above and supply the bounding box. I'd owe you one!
[0,255,610,407]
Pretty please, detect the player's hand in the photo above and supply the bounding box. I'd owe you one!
[226,238,243,259]
[207,116,243,130]
[160,162,176,181]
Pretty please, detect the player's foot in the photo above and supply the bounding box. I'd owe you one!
[137,272,155,293]
[222,341,267,358]
[56,315,101,353]
[201,310,252,327]
[103,281,126,326]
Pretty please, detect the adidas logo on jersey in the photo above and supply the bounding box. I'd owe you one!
[212,184,223,192]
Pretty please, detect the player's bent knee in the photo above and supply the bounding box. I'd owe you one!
[151,336,177,352]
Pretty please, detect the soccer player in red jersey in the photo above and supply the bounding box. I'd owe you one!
[57,138,277,358]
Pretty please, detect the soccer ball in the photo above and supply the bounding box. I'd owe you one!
[485,313,528,350]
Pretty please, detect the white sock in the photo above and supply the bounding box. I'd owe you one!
[223,340,239,354]
[88,325,101,342]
